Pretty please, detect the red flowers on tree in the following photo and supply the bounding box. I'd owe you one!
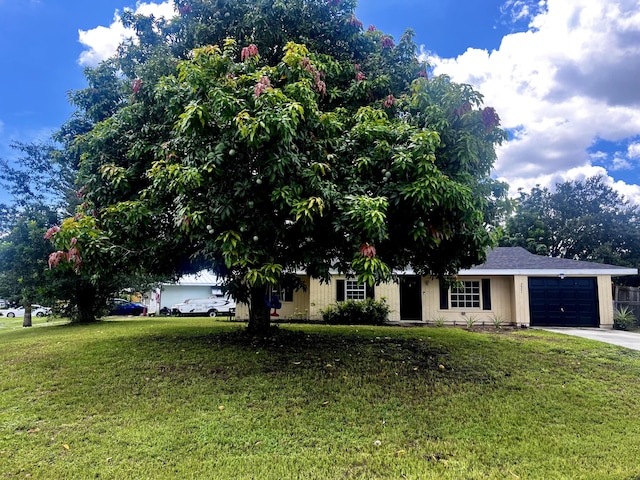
[359,243,377,258]
[254,75,272,98]
[44,226,60,239]
[241,44,259,61]
[347,16,363,29]
[132,78,142,94]
[481,107,500,132]
[384,94,396,108]
[300,57,326,95]
[381,36,395,49]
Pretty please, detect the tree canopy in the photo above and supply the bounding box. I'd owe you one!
[48,0,508,331]
[501,176,640,281]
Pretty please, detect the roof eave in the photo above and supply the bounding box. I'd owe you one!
[459,268,638,276]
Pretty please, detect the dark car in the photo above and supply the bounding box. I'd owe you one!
[109,298,146,316]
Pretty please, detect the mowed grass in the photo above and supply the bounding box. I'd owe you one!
[2,318,640,479]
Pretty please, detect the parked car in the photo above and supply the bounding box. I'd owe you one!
[108,299,147,316]
[0,305,52,318]
[171,296,236,317]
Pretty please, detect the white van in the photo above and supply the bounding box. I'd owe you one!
[171,295,236,317]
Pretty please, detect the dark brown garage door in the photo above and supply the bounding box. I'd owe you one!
[529,277,599,327]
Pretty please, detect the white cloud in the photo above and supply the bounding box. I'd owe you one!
[78,1,176,67]
[0,119,4,134]
[628,142,640,159]
[425,0,640,203]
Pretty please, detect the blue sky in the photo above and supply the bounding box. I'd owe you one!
[1,0,639,204]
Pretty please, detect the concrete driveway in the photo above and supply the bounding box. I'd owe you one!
[542,328,640,351]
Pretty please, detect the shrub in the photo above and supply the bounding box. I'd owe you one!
[320,298,390,325]
[465,315,478,328]
[433,317,446,327]
[490,314,504,329]
[613,306,637,331]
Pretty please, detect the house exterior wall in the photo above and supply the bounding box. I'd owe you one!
[234,276,312,320]
[422,276,515,325]
[597,275,614,327]
[307,275,517,325]
[309,277,333,320]
[161,271,617,327]
[512,275,531,326]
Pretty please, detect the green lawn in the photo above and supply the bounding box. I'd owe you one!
[1,317,640,479]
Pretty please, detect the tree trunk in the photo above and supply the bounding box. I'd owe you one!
[247,285,271,334]
[22,304,32,328]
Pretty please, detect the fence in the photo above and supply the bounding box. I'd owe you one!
[614,286,640,321]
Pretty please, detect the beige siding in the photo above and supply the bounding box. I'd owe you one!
[236,273,615,327]
[511,275,530,326]
[597,275,614,327]
[234,277,312,320]
[423,276,516,326]
[309,277,333,320]
[376,281,401,321]
[308,276,399,320]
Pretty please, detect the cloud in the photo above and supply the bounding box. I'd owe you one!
[628,142,640,159]
[425,0,640,202]
[78,1,176,67]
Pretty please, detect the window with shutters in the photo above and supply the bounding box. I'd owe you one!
[451,281,481,308]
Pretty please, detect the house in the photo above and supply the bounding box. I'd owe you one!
[233,247,636,328]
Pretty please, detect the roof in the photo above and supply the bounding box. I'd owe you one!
[165,271,224,286]
[164,247,637,284]
[461,247,637,276]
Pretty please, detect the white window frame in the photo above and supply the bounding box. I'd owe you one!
[450,280,481,309]
[345,280,367,301]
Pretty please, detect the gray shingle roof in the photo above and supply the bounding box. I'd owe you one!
[464,247,636,275]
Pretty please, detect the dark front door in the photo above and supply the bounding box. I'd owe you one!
[529,277,599,327]
[400,276,422,321]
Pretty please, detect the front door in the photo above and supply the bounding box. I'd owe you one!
[400,276,422,320]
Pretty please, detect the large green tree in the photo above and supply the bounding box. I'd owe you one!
[0,137,155,324]
[501,176,640,278]
[50,0,508,332]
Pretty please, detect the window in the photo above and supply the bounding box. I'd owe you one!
[451,281,481,308]
[271,286,294,303]
[440,279,491,310]
[345,280,367,300]
[336,279,374,301]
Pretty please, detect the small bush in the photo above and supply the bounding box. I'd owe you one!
[490,314,504,329]
[613,306,637,331]
[465,315,478,328]
[320,298,390,325]
[433,317,446,327]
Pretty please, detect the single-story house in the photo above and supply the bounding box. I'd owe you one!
[232,247,637,328]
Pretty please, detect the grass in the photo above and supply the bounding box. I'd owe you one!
[2,317,640,479]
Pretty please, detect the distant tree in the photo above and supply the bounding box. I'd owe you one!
[50,0,509,332]
[0,136,157,323]
[501,176,640,279]
[0,210,57,327]
[0,141,77,219]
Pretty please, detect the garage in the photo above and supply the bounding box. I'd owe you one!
[528,277,599,327]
